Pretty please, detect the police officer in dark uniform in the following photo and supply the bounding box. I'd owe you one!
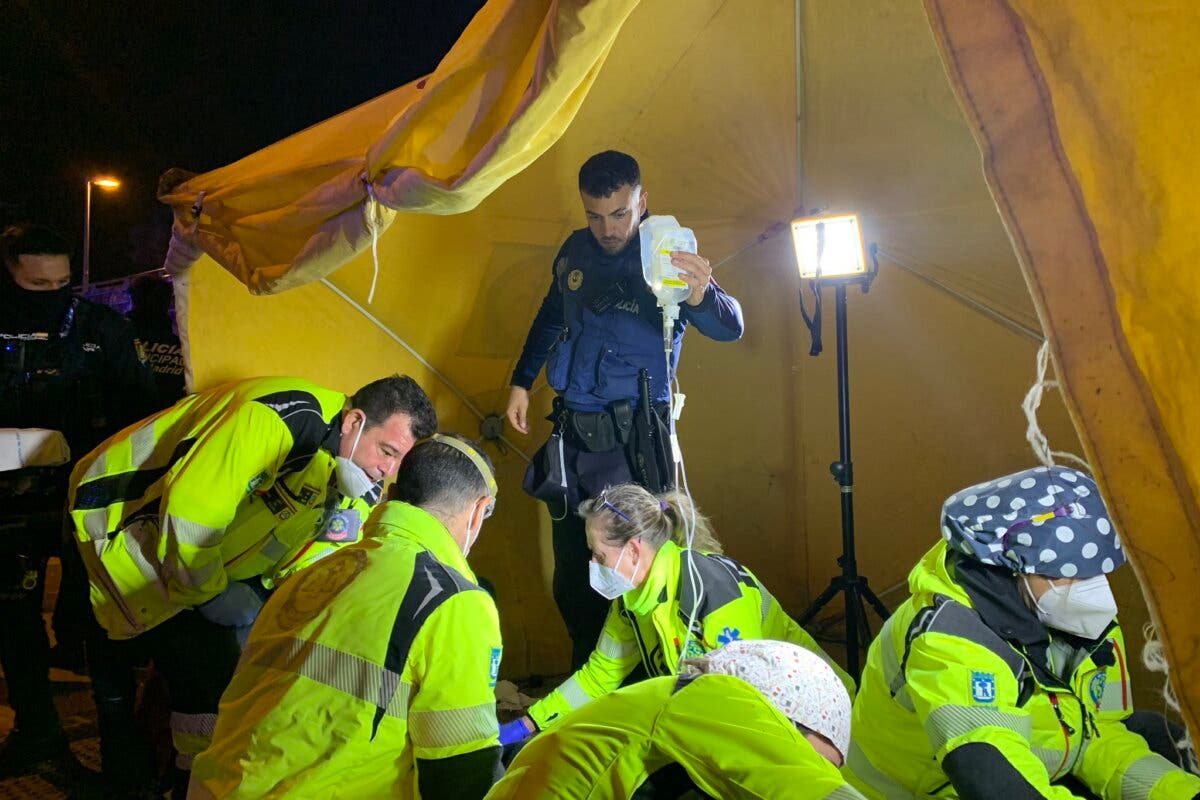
[0,223,157,777]
[506,151,744,669]
[128,273,187,402]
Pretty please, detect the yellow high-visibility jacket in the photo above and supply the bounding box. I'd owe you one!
[528,540,853,729]
[846,540,1200,800]
[489,673,864,800]
[69,376,370,638]
[258,494,375,589]
[190,501,503,799]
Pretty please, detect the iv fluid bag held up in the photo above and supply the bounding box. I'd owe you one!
[640,215,696,355]
[640,215,696,309]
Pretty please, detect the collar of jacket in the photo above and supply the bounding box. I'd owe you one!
[950,546,1118,685]
[624,539,682,616]
[949,551,1051,647]
[367,501,476,581]
[320,409,346,456]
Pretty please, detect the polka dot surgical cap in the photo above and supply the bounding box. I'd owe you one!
[941,465,1124,579]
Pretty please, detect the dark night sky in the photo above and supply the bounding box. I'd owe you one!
[1,0,486,283]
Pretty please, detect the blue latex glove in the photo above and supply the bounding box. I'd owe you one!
[197,580,266,628]
[499,718,533,746]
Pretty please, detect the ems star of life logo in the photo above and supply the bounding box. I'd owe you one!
[278,548,368,630]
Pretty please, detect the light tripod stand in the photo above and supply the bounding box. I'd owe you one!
[791,214,889,679]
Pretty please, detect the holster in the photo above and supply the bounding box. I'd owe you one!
[522,397,570,517]
[628,369,674,493]
[568,409,619,453]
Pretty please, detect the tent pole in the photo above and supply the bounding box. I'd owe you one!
[320,277,532,464]
[794,0,807,209]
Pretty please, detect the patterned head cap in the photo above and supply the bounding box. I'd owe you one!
[687,639,851,761]
[942,465,1124,579]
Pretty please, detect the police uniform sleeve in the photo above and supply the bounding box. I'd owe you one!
[97,305,161,422]
[677,277,744,342]
[157,401,295,607]
[527,601,641,729]
[905,630,1078,799]
[408,589,503,799]
[1072,630,1200,800]
[510,242,568,389]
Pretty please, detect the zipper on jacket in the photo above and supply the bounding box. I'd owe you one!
[622,603,655,673]
[1047,692,1075,779]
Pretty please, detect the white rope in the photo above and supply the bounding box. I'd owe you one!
[319,278,531,465]
[1142,623,1197,771]
[363,184,384,305]
[1022,339,1090,469]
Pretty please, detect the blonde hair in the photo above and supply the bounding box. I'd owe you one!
[578,483,722,554]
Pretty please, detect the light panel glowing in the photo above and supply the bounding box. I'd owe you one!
[790,213,866,279]
[91,177,121,189]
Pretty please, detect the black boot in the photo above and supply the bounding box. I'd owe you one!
[0,725,71,777]
[96,699,161,798]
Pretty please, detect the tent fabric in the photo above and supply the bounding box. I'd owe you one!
[924,0,1200,738]
[167,0,1190,739]
[158,0,638,295]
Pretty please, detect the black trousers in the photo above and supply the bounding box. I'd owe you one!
[87,608,241,789]
[0,557,58,736]
[0,510,86,739]
[552,512,616,670]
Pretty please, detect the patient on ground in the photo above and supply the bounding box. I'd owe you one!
[486,639,863,800]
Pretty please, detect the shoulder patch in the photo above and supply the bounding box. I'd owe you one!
[488,647,502,688]
[971,671,997,704]
[277,548,368,631]
[1088,672,1107,709]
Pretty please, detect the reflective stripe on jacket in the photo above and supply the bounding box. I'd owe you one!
[68,376,352,638]
[528,540,853,729]
[190,501,503,799]
[489,673,864,800]
[846,540,1200,800]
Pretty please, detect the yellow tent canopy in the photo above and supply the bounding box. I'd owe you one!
[159,0,1199,736]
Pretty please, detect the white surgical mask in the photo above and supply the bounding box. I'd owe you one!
[335,418,376,500]
[588,544,638,600]
[1026,574,1117,640]
[462,520,480,557]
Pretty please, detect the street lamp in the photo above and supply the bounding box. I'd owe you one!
[83,175,121,291]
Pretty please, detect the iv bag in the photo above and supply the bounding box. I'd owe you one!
[639,215,696,307]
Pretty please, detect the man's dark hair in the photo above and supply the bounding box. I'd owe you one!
[1,223,72,268]
[390,433,494,515]
[351,374,437,439]
[129,273,174,316]
[578,150,641,198]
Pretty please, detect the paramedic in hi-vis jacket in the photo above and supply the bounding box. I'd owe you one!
[67,374,436,795]
[846,465,1200,800]
[498,482,853,746]
[191,434,503,800]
